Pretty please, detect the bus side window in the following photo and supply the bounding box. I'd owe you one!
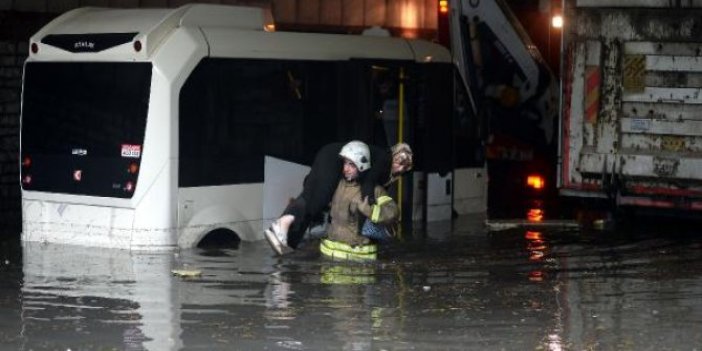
[179,58,309,187]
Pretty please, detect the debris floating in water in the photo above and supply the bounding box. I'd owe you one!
[171,268,202,277]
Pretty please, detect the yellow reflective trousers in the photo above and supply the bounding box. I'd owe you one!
[319,238,377,261]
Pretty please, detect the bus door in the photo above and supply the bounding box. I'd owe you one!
[368,63,416,229]
[367,61,455,226]
[339,60,415,229]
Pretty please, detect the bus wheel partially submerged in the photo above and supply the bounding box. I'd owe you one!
[196,229,240,249]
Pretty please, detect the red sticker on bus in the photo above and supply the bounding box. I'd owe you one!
[121,144,142,158]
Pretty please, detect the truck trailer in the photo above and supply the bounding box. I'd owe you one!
[560,0,702,212]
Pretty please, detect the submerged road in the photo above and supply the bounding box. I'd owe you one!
[1,215,702,350]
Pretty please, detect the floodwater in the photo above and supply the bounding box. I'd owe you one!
[2,215,702,350]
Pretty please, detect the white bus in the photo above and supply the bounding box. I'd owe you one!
[20,4,484,250]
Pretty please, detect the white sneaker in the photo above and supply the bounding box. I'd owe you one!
[264,221,293,255]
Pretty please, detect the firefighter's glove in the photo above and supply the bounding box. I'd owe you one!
[361,181,377,205]
[354,196,372,217]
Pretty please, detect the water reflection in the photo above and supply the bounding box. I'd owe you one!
[10,221,702,350]
[22,242,181,350]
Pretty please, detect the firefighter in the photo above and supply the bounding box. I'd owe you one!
[321,140,399,260]
[264,141,412,256]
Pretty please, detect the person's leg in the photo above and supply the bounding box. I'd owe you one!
[267,177,339,252]
[281,197,308,248]
[275,181,336,247]
[266,143,342,254]
[265,196,305,255]
[282,151,341,238]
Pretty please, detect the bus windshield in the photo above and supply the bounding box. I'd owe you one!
[20,62,152,198]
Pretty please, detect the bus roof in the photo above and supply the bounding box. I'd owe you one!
[29,4,450,64]
[32,4,273,39]
[205,29,450,63]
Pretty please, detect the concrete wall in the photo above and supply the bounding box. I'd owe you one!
[0,40,23,230]
[0,0,440,231]
[0,0,438,32]
[273,0,438,37]
[0,11,53,231]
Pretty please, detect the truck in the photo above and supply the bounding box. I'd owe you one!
[559,0,702,213]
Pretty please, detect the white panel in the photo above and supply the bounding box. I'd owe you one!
[177,184,263,247]
[621,134,702,153]
[576,152,610,174]
[22,199,136,249]
[564,41,588,183]
[646,56,702,72]
[263,156,310,224]
[644,72,702,89]
[453,167,487,215]
[206,29,416,61]
[621,102,702,121]
[624,41,702,56]
[426,172,452,222]
[585,40,601,66]
[619,154,702,179]
[623,87,702,104]
[578,151,702,180]
[181,5,270,30]
[621,117,702,136]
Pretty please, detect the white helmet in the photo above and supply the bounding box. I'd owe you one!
[339,141,371,172]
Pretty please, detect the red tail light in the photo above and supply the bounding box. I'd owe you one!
[527,175,545,190]
[22,156,32,168]
[128,162,139,174]
[439,0,449,13]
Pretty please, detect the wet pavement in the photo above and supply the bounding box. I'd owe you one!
[1,215,702,350]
